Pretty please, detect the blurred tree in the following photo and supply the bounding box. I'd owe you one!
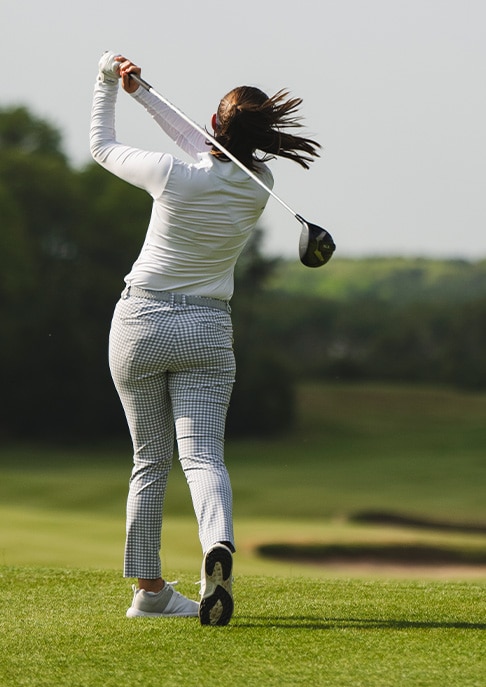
[0,105,65,159]
[228,228,296,437]
[445,299,486,389]
[0,107,150,439]
[2,103,486,441]
[0,181,35,296]
[0,145,87,437]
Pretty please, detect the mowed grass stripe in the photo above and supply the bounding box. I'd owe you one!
[3,507,485,579]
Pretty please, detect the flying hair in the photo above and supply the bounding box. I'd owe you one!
[212,86,321,172]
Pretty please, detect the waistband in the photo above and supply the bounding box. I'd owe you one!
[121,285,231,313]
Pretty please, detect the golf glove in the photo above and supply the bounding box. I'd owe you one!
[98,51,122,84]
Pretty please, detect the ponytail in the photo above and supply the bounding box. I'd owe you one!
[212,86,321,172]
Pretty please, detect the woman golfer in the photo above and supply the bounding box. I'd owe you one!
[90,52,320,625]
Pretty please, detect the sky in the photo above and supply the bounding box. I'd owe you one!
[2,0,485,261]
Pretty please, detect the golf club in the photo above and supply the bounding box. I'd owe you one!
[130,73,336,268]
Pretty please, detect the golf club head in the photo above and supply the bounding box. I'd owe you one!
[297,217,336,268]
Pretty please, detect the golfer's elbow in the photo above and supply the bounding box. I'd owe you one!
[89,128,111,165]
[90,139,102,163]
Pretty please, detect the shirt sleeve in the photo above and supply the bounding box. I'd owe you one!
[131,86,210,161]
[90,79,172,198]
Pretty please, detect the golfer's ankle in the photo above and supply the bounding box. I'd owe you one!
[138,578,164,593]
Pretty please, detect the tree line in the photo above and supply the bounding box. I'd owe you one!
[1,105,485,441]
[260,256,486,390]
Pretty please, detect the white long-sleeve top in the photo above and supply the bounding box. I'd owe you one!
[90,79,273,300]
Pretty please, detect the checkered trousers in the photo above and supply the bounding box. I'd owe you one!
[109,292,236,579]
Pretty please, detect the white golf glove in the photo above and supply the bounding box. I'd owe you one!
[98,51,122,84]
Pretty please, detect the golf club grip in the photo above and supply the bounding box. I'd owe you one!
[130,74,152,91]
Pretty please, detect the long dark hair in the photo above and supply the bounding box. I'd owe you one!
[212,86,321,172]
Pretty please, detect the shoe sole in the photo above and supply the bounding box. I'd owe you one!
[126,608,199,618]
[199,546,233,626]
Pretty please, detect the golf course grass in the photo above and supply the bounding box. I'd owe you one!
[1,567,484,687]
[1,383,485,685]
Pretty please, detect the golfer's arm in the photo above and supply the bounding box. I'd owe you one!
[90,81,171,196]
[132,87,208,160]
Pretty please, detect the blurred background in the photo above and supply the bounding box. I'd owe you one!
[1,0,485,575]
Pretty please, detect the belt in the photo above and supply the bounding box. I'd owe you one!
[122,285,231,313]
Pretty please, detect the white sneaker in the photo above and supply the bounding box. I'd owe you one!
[199,544,234,626]
[126,582,199,618]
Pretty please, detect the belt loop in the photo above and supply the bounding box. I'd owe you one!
[121,285,131,300]
[170,292,175,307]
[227,303,232,314]
[181,294,187,307]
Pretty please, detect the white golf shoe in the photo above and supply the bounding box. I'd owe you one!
[126,582,199,618]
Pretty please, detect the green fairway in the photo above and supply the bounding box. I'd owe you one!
[2,383,486,521]
[1,382,485,575]
[1,383,485,685]
[1,567,484,687]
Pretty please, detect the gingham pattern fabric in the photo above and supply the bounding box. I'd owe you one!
[109,292,236,579]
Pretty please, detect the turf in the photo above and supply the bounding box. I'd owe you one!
[1,383,485,685]
[1,383,486,524]
[1,567,484,687]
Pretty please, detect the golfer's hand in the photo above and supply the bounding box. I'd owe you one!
[116,57,142,94]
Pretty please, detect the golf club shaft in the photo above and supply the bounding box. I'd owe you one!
[130,74,299,220]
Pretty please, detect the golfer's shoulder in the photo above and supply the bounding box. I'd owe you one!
[255,161,274,189]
